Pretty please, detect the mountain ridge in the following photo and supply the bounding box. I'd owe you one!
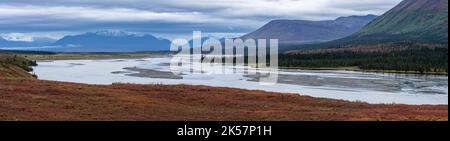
[348,0,448,43]
[241,15,377,44]
[284,0,448,52]
[52,30,172,52]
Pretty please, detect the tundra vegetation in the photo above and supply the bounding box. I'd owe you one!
[0,54,447,121]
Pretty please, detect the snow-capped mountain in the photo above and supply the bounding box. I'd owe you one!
[52,30,172,52]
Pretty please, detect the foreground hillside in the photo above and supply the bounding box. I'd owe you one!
[0,78,448,121]
[0,54,37,78]
[0,54,448,121]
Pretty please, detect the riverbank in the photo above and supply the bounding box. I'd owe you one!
[15,52,449,75]
[21,52,170,61]
[33,57,448,105]
[1,54,448,121]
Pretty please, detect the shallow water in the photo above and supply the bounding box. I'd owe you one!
[33,57,449,105]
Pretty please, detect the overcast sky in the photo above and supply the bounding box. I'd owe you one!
[0,0,402,40]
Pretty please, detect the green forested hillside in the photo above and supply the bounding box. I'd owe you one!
[285,0,448,49]
[281,0,448,73]
[351,0,448,43]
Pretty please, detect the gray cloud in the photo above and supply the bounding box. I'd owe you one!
[0,0,402,39]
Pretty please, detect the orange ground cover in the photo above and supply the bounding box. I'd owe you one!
[0,78,447,121]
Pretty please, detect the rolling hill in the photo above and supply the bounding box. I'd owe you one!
[0,54,37,78]
[241,15,377,44]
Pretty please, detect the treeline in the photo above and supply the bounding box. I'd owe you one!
[0,49,55,55]
[280,34,449,52]
[279,46,448,74]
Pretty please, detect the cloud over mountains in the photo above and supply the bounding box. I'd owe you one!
[0,0,402,38]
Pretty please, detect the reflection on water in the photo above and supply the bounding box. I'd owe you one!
[33,57,448,105]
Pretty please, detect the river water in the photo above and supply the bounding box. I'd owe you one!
[33,57,448,105]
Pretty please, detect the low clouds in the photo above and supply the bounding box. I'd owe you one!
[0,33,35,42]
[0,0,402,39]
[0,5,226,23]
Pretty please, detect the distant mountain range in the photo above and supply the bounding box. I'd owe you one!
[335,0,448,44]
[241,15,377,44]
[52,31,172,52]
[0,31,172,52]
